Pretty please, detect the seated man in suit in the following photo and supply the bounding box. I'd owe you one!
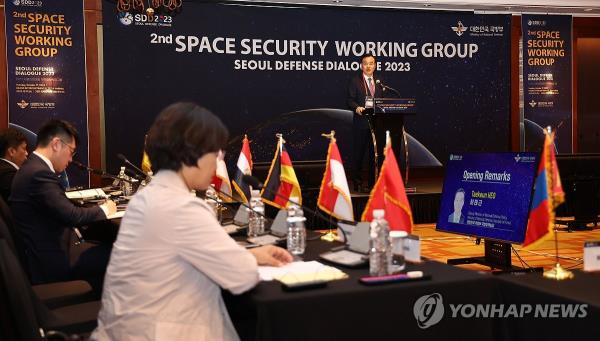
[10,119,116,286]
[0,127,28,203]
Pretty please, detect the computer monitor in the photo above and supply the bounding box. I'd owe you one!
[436,152,539,270]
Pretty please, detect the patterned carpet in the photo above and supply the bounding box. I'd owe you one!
[415,223,600,272]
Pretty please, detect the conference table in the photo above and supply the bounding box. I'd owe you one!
[224,236,600,341]
[80,198,600,340]
[224,237,501,341]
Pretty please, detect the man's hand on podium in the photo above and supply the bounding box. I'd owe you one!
[356,106,365,115]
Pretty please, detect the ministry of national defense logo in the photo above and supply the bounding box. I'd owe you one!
[451,21,468,36]
[17,99,29,109]
[414,293,445,329]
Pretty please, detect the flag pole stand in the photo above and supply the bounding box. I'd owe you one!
[321,230,338,242]
[543,227,574,280]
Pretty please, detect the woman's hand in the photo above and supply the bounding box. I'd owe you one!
[249,245,293,267]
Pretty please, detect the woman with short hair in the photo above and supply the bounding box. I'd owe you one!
[92,102,292,341]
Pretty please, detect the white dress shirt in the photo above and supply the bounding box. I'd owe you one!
[0,158,19,170]
[91,170,259,341]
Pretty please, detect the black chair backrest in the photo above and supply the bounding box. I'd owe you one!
[0,215,17,253]
[0,197,27,272]
[0,239,43,341]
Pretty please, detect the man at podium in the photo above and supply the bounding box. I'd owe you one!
[347,53,385,191]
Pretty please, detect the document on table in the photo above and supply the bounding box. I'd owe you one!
[66,188,108,200]
[258,261,348,284]
[107,211,125,220]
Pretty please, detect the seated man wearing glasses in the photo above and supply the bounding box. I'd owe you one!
[10,119,116,289]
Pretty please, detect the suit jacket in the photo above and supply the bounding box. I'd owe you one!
[448,212,465,224]
[92,170,258,341]
[347,73,386,129]
[9,153,106,284]
[0,159,17,204]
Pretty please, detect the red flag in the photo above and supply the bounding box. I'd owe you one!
[522,131,564,248]
[361,138,413,232]
[211,157,232,202]
[317,136,354,221]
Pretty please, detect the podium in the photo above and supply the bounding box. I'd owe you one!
[363,98,416,184]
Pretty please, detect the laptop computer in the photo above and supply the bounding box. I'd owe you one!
[319,222,370,267]
[222,205,250,234]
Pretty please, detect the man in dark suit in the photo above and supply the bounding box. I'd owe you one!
[347,53,385,192]
[0,128,28,203]
[10,119,116,285]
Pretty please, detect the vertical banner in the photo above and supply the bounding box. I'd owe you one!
[5,0,89,186]
[522,15,572,153]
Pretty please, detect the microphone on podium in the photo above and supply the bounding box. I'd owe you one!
[241,175,348,242]
[375,79,401,97]
[116,153,149,180]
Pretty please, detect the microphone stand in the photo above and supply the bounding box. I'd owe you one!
[72,161,135,184]
[242,176,347,243]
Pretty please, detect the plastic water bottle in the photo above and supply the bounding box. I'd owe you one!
[369,209,392,276]
[118,166,133,196]
[248,190,265,237]
[205,184,219,219]
[286,197,306,255]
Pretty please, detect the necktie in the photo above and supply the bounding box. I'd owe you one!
[368,77,375,96]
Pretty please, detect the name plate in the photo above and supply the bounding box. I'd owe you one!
[374,98,417,114]
[584,241,600,272]
[404,234,421,263]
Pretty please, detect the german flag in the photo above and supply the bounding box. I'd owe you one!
[261,137,301,209]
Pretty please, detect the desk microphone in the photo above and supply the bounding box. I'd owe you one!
[116,153,149,179]
[72,160,134,183]
[241,175,347,242]
[375,79,401,97]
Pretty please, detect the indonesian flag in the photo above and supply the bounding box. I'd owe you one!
[212,158,232,202]
[317,136,354,221]
[361,132,413,232]
[522,130,564,248]
[261,136,302,209]
[232,135,253,203]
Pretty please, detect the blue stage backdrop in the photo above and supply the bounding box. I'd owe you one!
[102,1,511,174]
[522,15,572,153]
[5,0,89,186]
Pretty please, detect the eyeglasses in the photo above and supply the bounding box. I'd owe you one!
[59,138,77,157]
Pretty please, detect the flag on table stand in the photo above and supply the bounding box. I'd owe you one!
[141,135,152,174]
[141,151,152,174]
[522,130,564,248]
[212,157,233,202]
[261,134,302,209]
[361,131,413,232]
[232,135,253,203]
[317,131,354,221]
